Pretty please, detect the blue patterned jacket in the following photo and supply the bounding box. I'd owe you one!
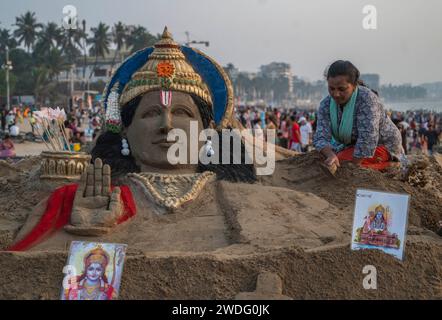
[313,86,403,159]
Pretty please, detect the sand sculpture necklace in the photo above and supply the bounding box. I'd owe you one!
[128,171,215,212]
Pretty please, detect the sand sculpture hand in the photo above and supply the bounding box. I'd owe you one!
[66,158,123,235]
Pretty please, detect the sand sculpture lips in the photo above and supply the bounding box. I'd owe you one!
[152,137,178,145]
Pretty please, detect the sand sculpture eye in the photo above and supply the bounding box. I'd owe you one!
[172,107,193,117]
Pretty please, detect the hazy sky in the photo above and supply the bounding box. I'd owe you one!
[1,0,441,85]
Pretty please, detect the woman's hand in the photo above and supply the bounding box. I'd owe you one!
[67,158,123,235]
[324,153,340,168]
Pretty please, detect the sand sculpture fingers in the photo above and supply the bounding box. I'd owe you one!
[108,187,122,213]
[85,164,95,197]
[102,164,111,197]
[76,170,87,198]
[94,158,103,196]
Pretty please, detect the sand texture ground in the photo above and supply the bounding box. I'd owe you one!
[0,153,441,299]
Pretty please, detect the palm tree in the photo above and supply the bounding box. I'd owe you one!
[110,21,127,73]
[31,66,50,104]
[59,27,83,65]
[126,25,157,53]
[88,22,111,79]
[35,22,62,54]
[0,28,17,52]
[14,11,43,52]
[235,73,252,100]
[43,48,69,80]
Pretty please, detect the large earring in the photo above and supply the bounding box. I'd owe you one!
[204,139,215,157]
[121,138,130,156]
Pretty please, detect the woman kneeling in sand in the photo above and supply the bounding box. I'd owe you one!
[313,60,404,173]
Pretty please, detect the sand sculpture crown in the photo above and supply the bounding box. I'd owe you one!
[119,27,213,107]
[103,26,234,133]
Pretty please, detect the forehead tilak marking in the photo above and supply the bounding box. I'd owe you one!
[160,90,172,108]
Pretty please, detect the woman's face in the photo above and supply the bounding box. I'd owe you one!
[327,75,356,106]
[86,262,104,282]
[125,90,205,171]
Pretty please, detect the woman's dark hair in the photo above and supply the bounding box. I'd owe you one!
[92,92,257,183]
[325,60,379,96]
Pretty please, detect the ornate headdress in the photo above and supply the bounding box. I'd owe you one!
[103,26,234,133]
[119,27,212,107]
[84,246,110,268]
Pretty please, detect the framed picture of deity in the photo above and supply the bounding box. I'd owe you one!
[61,241,128,300]
[351,189,410,261]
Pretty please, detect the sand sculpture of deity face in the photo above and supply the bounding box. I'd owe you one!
[58,27,256,236]
[123,91,206,173]
[93,26,255,182]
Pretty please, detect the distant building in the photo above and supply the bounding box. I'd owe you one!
[293,76,327,103]
[259,62,293,94]
[420,82,442,99]
[59,49,130,84]
[361,74,380,91]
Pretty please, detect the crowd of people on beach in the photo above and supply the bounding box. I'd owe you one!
[236,105,317,152]
[236,105,442,156]
[0,100,440,159]
[61,104,103,152]
[0,101,104,157]
[389,110,442,155]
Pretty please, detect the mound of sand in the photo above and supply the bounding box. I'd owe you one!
[0,153,441,299]
[261,152,442,234]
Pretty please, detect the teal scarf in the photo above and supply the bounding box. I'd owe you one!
[330,87,358,146]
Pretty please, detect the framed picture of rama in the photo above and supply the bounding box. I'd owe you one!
[351,189,410,261]
[61,241,127,300]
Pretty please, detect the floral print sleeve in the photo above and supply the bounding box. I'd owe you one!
[313,97,332,151]
[353,90,381,158]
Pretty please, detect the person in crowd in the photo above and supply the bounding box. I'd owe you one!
[253,118,264,142]
[0,134,16,158]
[64,120,74,148]
[289,115,302,152]
[424,123,440,156]
[1,108,6,132]
[418,123,428,154]
[9,122,20,137]
[279,114,290,148]
[6,111,15,130]
[299,116,312,152]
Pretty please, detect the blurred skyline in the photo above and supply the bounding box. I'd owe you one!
[0,0,441,85]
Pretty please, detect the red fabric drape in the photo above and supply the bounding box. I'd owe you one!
[337,145,392,170]
[7,184,136,251]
